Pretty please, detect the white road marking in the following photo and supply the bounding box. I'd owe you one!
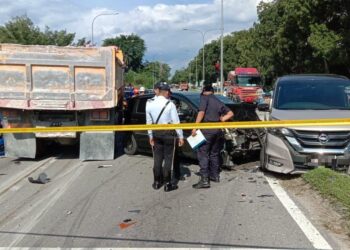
[0,157,56,198]
[265,175,333,250]
[7,161,85,247]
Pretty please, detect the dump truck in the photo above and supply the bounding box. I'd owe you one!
[227,67,263,103]
[0,44,125,160]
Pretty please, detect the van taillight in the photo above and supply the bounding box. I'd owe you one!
[90,110,110,121]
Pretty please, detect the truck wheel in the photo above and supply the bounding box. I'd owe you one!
[124,133,138,155]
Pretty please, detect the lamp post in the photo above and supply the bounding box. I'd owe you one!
[220,0,224,94]
[183,28,220,88]
[91,12,118,46]
[195,56,198,87]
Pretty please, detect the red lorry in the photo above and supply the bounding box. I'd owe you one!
[226,67,263,103]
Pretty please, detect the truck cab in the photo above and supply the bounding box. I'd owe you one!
[228,67,263,103]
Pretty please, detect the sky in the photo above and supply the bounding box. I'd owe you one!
[0,0,265,73]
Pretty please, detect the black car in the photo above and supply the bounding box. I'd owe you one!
[124,91,263,166]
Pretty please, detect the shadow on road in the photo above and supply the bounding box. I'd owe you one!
[0,230,303,249]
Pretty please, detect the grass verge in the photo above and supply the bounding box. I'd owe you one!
[303,167,350,221]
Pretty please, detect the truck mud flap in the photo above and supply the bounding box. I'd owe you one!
[79,132,115,161]
[4,133,37,159]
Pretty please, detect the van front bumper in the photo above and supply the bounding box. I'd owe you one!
[265,133,350,174]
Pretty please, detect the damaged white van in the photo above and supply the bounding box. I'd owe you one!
[260,75,350,174]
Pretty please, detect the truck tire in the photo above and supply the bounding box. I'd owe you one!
[124,133,138,155]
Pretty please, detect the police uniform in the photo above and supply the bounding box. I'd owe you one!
[193,92,231,188]
[146,85,183,192]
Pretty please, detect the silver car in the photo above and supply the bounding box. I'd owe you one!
[260,75,350,174]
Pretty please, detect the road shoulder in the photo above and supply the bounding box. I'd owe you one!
[280,175,350,249]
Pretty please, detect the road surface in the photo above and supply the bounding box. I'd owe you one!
[0,148,341,249]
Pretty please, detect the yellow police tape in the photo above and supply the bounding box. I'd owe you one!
[1,118,350,134]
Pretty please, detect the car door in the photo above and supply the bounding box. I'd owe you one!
[170,96,197,159]
[131,97,152,152]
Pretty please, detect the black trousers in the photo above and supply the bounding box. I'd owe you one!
[153,135,176,183]
[173,144,181,179]
[197,130,224,178]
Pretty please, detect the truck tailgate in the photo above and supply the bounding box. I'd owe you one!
[0,44,122,110]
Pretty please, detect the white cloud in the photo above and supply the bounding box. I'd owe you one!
[0,0,264,73]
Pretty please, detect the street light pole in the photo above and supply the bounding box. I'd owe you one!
[195,56,198,87]
[91,12,118,46]
[183,28,220,88]
[220,0,224,94]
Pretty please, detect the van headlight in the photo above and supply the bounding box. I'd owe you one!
[269,128,293,137]
[269,128,303,151]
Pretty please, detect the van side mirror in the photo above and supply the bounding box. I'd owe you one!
[257,103,270,112]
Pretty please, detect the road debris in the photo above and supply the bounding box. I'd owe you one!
[98,165,112,168]
[228,177,237,182]
[128,210,141,214]
[28,172,50,184]
[119,219,136,230]
[258,194,274,198]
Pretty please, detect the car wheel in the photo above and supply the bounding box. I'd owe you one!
[124,133,138,155]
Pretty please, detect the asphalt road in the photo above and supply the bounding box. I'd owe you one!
[0,149,339,249]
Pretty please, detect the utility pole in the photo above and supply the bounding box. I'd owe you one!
[220,0,224,94]
[183,28,220,88]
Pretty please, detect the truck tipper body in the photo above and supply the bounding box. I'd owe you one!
[227,67,263,103]
[0,44,125,160]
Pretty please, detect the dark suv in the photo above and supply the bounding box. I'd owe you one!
[124,91,263,166]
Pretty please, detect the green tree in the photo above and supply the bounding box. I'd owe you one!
[73,37,91,47]
[171,68,190,84]
[103,34,146,71]
[143,61,171,82]
[308,24,342,72]
[0,16,75,45]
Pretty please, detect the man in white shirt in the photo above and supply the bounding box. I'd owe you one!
[146,83,184,192]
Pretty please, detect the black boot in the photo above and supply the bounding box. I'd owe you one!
[164,182,178,192]
[152,181,163,190]
[210,176,220,183]
[192,176,210,189]
[152,175,163,190]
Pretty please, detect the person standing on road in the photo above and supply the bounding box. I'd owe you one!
[192,84,234,189]
[146,83,185,192]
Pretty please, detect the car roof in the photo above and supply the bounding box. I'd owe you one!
[134,91,236,105]
[278,74,349,82]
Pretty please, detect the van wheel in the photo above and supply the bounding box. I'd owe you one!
[260,144,268,171]
[124,133,138,155]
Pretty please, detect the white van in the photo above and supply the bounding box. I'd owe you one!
[260,75,350,174]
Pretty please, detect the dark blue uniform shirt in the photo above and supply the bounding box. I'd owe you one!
[198,94,231,134]
[199,94,231,122]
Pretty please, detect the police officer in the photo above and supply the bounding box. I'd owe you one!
[192,84,234,189]
[146,83,184,192]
